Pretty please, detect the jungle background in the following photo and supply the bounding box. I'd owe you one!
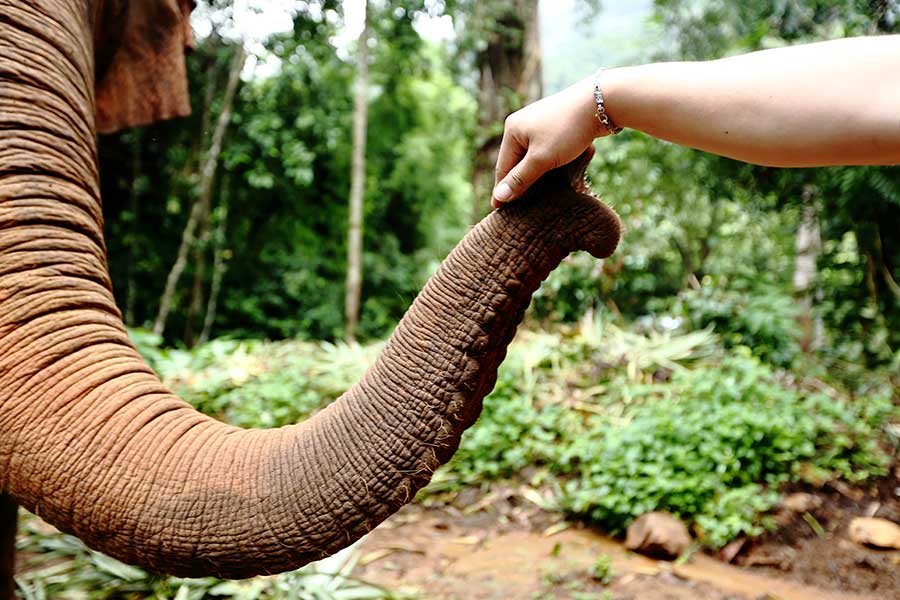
[13,0,900,598]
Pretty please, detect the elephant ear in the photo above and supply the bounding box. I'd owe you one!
[94,0,197,134]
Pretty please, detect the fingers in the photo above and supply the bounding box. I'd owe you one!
[492,129,524,209]
[492,114,548,208]
[494,126,525,188]
[492,152,546,208]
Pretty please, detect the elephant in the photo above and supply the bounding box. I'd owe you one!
[0,0,621,592]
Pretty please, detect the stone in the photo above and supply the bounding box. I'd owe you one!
[848,517,900,550]
[780,492,822,513]
[625,512,692,559]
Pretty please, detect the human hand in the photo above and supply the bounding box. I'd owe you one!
[492,76,606,208]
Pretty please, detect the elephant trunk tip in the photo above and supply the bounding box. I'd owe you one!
[512,149,622,260]
[570,190,622,259]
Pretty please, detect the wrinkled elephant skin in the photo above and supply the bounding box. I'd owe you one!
[94,0,196,132]
[0,0,621,582]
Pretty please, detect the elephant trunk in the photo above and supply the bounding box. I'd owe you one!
[0,0,621,579]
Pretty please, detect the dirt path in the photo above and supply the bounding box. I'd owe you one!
[738,477,900,596]
[356,490,898,600]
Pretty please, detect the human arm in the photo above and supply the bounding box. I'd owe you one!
[493,35,900,207]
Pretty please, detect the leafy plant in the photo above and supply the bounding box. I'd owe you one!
[556,354,894,547]
[588,554,614,585]
[150,338,380,428]
[434,326,896,549]
[15,514,410,600]
[673,282,802,367]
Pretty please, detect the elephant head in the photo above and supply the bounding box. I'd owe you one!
[94,0,196,132]
[0,0,621,584]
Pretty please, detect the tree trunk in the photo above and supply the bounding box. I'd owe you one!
[471,0,543,223]
[670,236,696,288]
[199,193,230,345]
[124,130,142,327]
[153,44,246,338]
[865,251,879,305]
[0,495,16,600]
[184,195,210,346]
[793,195,823,352]
[344,2,371,342]
[881,262,900,302]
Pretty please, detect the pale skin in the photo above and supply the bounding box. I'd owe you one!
[492,35,900,208]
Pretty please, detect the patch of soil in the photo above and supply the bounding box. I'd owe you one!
[356,484,884,600]
[357,503,751,600]
[738,471,900,599]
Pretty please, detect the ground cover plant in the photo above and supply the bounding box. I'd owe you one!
[15,519,409,600]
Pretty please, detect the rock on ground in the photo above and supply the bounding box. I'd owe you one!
[625,511,692,559]
[780,493,823,514]
[847,517,900,550]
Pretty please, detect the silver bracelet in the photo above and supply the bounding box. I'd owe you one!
[593,69,623,135]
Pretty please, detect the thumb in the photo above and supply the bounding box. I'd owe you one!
[492,153,545,205]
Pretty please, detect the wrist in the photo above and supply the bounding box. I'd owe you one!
[580,77,607,139]
[593,67,628,137]
[591,69,624,137]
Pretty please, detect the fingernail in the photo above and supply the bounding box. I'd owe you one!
[493,182,513,202]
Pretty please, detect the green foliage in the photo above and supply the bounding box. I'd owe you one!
[131,324,896,552]
[88,321,887,579]
[672,281,802,367]
[693,485,779,549]
[128,328,167,374]
[815,169,900,367]
[554,353,894,547]
[526,0,897,385]
[15,517,408,600]
[101,4,473,344]
[588,554,614,585]
[214,11,473,342]
[443,369,577,483]
[428,324,896,549]
[80,328,900,581]
[100,0,899,383]
[531,253,613,323]
[642,0,900,374]
[552,132,801,342]
[157,337,379,428]
[653,0,900,60]
[11,324,850,600]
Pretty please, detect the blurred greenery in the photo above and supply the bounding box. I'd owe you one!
[14,0,900,597]
[101,1,474,342]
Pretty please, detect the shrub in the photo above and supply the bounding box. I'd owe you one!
[446,347,895,548]
[672,281,802,367]
[531,253,613,323]
[540,354,892,547]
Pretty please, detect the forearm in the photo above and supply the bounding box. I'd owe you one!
[602,36,900,167]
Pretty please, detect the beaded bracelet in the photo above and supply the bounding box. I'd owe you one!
[593,70,623,135]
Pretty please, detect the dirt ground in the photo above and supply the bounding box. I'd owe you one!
[737,474,900,597]
[356,478,900,600]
